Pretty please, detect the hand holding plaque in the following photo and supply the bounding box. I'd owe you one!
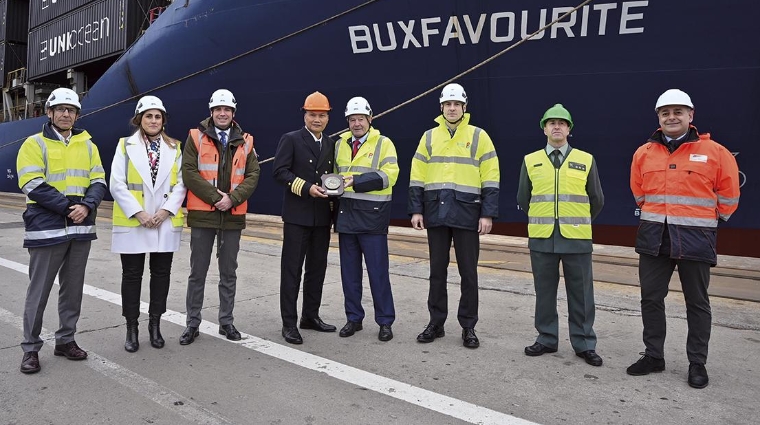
[321,173,344,196]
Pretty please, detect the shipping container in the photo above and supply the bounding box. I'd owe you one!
[0,0,30,43]
[29,0,91,29]
[0,41,27,86]
[27,0,153,80]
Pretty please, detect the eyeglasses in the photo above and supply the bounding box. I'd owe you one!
[54,106,78,115]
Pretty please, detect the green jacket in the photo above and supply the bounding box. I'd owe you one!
[182,117,260,229]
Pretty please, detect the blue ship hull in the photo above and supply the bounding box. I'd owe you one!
[1,0,756,255]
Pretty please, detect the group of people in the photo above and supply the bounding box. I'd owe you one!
[16,84,740,390]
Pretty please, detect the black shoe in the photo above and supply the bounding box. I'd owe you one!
[124,318,139,353]
[148,314,165,349]
[416,323,444,343]
[626,353,665,375]
[282,326,303,344]
[179,326,199,345]
[462,328,479,348]
[378,325,393,342]
[524,342,558,357]
[576,350,603,366]
[20,352,40,374]
[688,362,709,389]
[299,317,337,332]
[53,341,88,360]
[339,321,363,337]
[219,324,242,341]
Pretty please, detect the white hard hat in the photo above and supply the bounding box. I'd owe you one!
[135,95,166,115]
[440,83,467,104]
[344,96,372,117]
[209,89,237,110]
[46,88,81,110]
[655,89,693,111]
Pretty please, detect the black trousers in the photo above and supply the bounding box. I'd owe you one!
[280,222,330,328]
[639,253,712,364]
[426,226,479,329]
[121,252,174,319]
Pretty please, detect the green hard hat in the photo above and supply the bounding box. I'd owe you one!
[540,103,573,129]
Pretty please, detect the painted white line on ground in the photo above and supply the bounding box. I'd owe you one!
[0,307,231,425]
[1,256,539,425]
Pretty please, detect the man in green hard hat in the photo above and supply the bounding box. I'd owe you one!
[516,103,605,366]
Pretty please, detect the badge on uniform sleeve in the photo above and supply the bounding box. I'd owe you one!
[568,162,586,171]
[689,154,708,163]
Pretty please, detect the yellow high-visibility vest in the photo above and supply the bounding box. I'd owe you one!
[112,138,184,227]
[409,114,499,197]
[335,127,398,201]
[525,148,593,239]
[18,132,105,201]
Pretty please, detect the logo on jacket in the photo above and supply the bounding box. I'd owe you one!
[367,153,374,158]
[567,162,586,171]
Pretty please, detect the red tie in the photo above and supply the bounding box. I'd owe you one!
[352,139,361,159]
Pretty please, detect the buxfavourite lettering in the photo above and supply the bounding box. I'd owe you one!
[348,1,648,54]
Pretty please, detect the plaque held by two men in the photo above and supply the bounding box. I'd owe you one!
[321,173,344,196]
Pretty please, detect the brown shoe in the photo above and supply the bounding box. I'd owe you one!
[20,352,41,374]
[53,341,88,360]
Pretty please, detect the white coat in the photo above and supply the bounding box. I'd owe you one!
[110,132,187,254]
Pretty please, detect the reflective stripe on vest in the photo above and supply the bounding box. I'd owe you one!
[112,138,184,227]
[526,149,593,239]
[336,133,394,202]
[186,129,252,215]
[23,134,95,201]
[411,127,483,194]
[633,134,740,228]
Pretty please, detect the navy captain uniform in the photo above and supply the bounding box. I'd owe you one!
[273,91,337,344]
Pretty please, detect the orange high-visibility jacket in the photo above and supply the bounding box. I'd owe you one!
[630,127,740,263]
[186,129,253,215]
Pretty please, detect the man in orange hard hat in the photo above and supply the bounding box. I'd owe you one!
[627,89,740,389]
[273,91,337,344]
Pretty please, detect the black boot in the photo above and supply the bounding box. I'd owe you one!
[149,314,165,349]
[125,318,139,353]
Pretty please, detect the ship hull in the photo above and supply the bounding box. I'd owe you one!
[1,0,756,255]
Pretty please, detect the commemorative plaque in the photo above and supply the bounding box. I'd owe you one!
[321,173,344,196]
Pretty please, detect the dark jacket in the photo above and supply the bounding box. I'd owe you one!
[407,115,500,231]
[182,117,260,229]
[272,127,335,227]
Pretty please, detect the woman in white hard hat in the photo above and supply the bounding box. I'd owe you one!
[109,95,187,353]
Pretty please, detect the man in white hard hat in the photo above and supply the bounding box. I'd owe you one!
[408,83,500,349]
[334,97,399,341]
[627,89,740,388]
[17,87,108,373]
[180,89,260,345]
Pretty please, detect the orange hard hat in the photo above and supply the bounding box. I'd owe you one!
[302,91,331,112]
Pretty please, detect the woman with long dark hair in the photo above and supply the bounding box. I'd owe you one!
[109,96,186,352]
